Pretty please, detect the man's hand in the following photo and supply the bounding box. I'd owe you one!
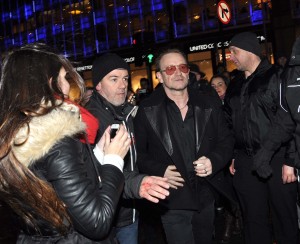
[282,164,297,184]
[193,156,212,177]
[229,159,235,175]
[139,176,170,203]
[164,165,184,189]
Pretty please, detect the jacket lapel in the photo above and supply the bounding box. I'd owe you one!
[194,106,212,153]
[144,103,212,156]
[144,103,173,156]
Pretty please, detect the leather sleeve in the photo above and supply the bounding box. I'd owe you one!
[41,137,125,240]
[134,106,169,177]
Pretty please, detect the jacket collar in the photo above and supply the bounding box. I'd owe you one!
[247,58,272,80]
[12,102,86,167]
[92,91,136,122]
[143,86,212,157]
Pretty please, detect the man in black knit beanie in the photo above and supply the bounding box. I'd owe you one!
[223,32,299,244]
[86,53,170,244]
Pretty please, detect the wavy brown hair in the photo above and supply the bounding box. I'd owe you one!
[0,43,85,234]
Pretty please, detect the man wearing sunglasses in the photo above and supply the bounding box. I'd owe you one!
[134,48,235,244]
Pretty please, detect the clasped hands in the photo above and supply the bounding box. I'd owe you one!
[163,156,212,190]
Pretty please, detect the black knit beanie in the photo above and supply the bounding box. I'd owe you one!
[229,32,261,57]
[92,53,130,87]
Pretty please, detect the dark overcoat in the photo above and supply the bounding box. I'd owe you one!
[134,86,236,210]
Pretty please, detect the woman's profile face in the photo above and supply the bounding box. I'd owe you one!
[211,77,227,97]
[57,67,70,97]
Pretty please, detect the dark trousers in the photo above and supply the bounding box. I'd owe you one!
[233,150,298,244]
[160,201,215,244]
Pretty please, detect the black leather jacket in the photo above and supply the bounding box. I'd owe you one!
[86,92,145,228]
[13,103,124,243]
[134,86,236,210]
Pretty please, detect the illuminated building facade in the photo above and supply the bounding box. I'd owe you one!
[0,0,298,90]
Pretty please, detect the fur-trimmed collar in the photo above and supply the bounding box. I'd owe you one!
[12,102,86,167]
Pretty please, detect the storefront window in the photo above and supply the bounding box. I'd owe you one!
[130,63,147,92]
[188,51,213,80]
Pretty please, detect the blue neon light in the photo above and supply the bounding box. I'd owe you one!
[5,38,13,46]
[252,10,263,22]
[85,46,93,56]
[81,16,90,29]
[24,4,33,19]
[53,24,63,34]
[156,30,167,40]
[153,4,163,11]
[120,37,129,46]
[2,12,10,21]
[116,6,126,14]
[34,0,44,11]
[27,32,35,43]
[37,27,46,40]
[95,16,106,23]
[12,9,20,20]
[173,0,184,3]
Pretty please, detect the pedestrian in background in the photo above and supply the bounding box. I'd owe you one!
[210,74,229,103]
[210,73,243,243]
[136,77,152,105]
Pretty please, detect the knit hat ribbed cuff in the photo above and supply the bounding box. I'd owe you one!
[92,53,130,87]
[229,32,261,57]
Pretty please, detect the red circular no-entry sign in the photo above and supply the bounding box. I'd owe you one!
[217,1,231,24]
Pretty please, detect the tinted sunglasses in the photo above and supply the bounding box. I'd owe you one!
[160,64,190,75]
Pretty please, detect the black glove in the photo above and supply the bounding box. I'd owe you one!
[255,163,273,178]
[252,148,274,179]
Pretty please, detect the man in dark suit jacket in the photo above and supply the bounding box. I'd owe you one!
[134,48,235,244]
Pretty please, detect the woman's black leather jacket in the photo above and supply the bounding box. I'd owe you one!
[13,103,125,243]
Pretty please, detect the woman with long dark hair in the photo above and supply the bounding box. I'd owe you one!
[210,74,229,103]
[0,43,131,243]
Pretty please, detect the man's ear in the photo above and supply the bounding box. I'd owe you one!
[156,72,164,84]
[95,82,101,91]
